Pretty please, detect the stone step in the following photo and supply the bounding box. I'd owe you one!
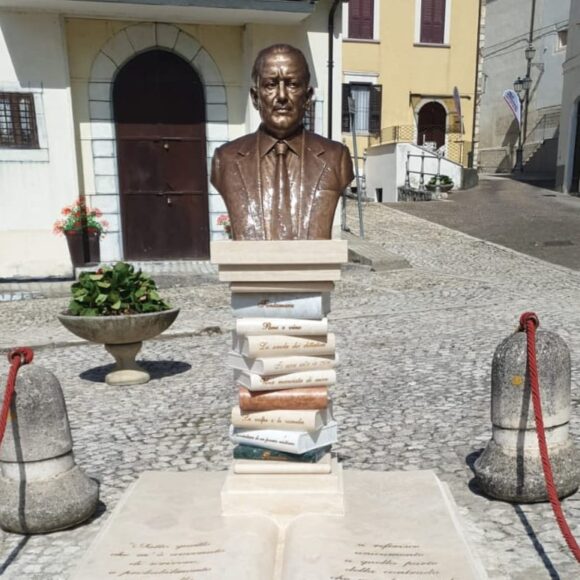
[342,231,411,272]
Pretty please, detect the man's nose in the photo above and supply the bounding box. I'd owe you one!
[276,80,288,101]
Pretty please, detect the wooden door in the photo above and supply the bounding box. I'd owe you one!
[114,50,209,260]
[417,101,446,149]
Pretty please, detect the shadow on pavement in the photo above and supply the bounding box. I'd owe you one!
[513,504,561,579]
[79,361,191,383]
[0,536,29,574]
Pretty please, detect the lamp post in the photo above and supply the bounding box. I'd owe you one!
[523,42,536,148]
[513,75,531,172]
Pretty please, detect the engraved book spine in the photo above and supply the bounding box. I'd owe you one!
[235,317,328,336]
[233,333,335,358]
[227,352,338,375]
[234,369,336,391]
[231,292,330,320]
[231,406,331,432]
[238,386,329,412]
[229,421,338,454]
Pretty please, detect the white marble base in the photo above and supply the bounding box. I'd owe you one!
[223,457,343,518]
[71,469,487,580]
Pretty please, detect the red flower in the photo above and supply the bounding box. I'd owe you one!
[53,198,108,237]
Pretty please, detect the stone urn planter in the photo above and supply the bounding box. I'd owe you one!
[58,308,179,386]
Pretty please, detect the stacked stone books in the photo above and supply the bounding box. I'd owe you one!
[228,285,338,474]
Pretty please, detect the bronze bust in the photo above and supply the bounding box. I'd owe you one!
[211,44,354,240]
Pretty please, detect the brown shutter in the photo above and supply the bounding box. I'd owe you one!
[420,0,446,44]
[349,0,374,40]
[369,84,382,135]
[342,84,351,133]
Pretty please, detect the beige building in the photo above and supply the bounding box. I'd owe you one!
[0,0,345,278]
[341,0,482,199]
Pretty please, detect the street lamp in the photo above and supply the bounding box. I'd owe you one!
[513,75,531,172]
[524,43,536,63]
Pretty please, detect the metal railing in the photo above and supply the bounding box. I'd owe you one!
[404,151,447,190]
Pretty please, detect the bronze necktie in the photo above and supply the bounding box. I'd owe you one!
[273,141,293,239]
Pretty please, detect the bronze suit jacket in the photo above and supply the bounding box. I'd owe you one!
[210,129,354,240]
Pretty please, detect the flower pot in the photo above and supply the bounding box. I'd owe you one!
[57,308,180,386]
[65,231,101,268]
[426,183,453,193]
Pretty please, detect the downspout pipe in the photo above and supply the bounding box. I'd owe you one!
[327,0,345,139]
[470,0,484,169]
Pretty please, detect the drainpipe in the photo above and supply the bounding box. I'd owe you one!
[327,0,346,139]
[470,0,484,169]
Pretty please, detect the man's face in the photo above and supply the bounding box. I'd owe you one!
[251,51,313,139]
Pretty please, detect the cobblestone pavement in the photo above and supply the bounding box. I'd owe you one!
[1,202,580,579]
[389,175,580,271]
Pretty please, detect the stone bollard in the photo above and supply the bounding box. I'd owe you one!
[474,329,580,502]
[0,365,99,533]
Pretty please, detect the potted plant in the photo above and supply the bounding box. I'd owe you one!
[57,262,179,386]
[216,213,232,239]
[426,174,454,193]
[53,198,108,267]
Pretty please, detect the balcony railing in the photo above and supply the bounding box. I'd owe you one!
[365,124,466,165]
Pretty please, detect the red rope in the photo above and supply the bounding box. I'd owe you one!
[0,347,34,448]
[519,312,580,563]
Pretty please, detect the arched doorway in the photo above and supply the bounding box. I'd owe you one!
[417,101,446,150]
[113,49,209,260]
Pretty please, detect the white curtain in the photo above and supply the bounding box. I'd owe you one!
[350,85,370,133]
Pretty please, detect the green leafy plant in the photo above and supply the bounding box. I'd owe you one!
[66,262,171,316]
[427,174,453,187]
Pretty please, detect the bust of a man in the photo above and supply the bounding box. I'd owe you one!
[211,44,354,240]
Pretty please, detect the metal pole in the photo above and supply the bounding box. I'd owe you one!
[515,96,524,171]
[523,0,536,151]
[348,95,364,239]
[420,153,425,188]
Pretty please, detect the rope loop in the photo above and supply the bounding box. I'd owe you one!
[519,312,580,562]
[1,346,34,449]
[519,311,540,332]
[7,347,34,366]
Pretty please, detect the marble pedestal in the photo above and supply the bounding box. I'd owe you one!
[222,457,344,519]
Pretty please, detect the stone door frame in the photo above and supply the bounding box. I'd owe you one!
[87,22,229,262]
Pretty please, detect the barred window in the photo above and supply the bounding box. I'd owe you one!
[0,92,39,149]
[304,100,316,132]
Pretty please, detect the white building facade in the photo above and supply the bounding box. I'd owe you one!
[478,0,570,175]
[0,0,344,278]
[556,0,580,193]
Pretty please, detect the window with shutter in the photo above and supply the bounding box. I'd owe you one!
[369,85,382,135]
[348,0,374,40]
[342,84,351,132]
[341,83,382,135]
[420,0,446,45]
